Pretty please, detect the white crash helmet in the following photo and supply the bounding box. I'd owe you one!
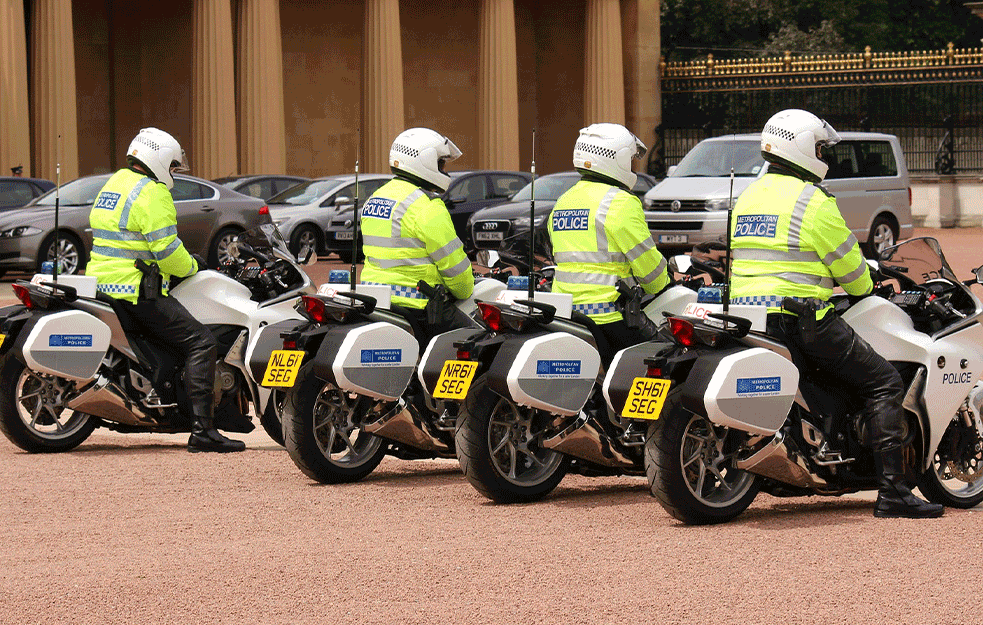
[760,109,841,182]
[389,128,463,193]
[573,123,647,189]
[126,127,188,190]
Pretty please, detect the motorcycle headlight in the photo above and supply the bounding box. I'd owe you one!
[0,226,42,238]
[705,198,731,211]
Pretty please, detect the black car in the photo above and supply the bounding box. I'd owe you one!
[213,175,310,201]
[442,170,533,255]
[467,171,657,258]
[0,177,56,210]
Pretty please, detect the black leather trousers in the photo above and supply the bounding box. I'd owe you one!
[766,312,906,452]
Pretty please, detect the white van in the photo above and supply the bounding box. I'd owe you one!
[643,132,913,257]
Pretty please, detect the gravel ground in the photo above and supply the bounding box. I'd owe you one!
[0,229,981,624]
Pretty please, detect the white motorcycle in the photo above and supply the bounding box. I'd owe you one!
[604,237,983,524]
[0,224,312,452]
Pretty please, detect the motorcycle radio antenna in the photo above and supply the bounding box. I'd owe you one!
[52,134,62,283]
[349,129,361,294]
[723,131,735,318]
[527,128,536,301]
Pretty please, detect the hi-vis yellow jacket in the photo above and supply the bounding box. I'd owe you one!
[87,168,198,304]
[549,179,670,324]
[730,172,872,319]
[359,178,474,309]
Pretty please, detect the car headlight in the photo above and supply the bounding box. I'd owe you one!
[513,215,545,228]
[705,198,731,211]
[0,226,42,238]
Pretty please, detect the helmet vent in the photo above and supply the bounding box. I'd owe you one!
[392,143,420,158]
[763,124,795,142]
[575,141,616,159]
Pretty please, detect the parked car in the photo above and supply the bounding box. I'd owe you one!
[642,132,913,257]
[268,173,393,261]
[442,170,533,254]
[0,177,56,210]
[0,173,270,278]
[213,174,310,201]
[467,170,657,262]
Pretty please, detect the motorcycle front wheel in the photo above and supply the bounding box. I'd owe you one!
[0,355,96,453]
[282,362,387,483]
[455,377,569,503]
[645,387,759,525]
[917,413,983,508]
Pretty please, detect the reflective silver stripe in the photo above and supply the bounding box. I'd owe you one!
[786,186,818,251]
[637,257,668,285]
[362,235,425,249]
[835,258,870,285]
[430,238,463,262]
[760,270,835,289]
[594,188,620,251]
[624,237,657,263]
[92,245,155,261]
[92,229,145,242]
[371,256,433,269]
[154,238,182,261]
[554,250,625,264]
[145,224,178,242]
[732,248,821,263]
[440,256,471,279]
[554,270,619,286]
[821,234,860,266]
[118,177,152,230]
[390,189,426,237]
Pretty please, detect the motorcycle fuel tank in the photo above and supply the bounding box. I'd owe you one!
[21,310,112,381]
[488,332,601,416]
[314,321,419,401]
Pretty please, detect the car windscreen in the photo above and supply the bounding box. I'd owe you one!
[32,176,111,207]
[267,179,342,205]
[671,140,764,178]
[510,175,579,202]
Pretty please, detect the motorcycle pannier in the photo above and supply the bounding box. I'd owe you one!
[21,310,112,381]
[488,332,601,416]
[314,321,418,401]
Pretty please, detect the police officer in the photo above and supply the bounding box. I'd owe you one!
[360,127,474,344]
[88,127,244,454]
[729,109,941,518]
[548,123,670,359]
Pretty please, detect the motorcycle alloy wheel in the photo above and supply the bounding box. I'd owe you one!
[455,377,568,503]
[282,362,387,483]
[645,387,759,525]
[917,413,983,508]
[0,356,96,453]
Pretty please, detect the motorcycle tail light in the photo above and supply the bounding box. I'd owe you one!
[456,349,470,360]
[259,205,270,216]
[668,317,695,347]
[283,339,297,350]
[646,366,662,378]
[477,302,501,331]
[12,284,32,309]
[300,295,326,323]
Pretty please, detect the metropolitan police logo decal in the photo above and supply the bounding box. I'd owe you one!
[734,214,779,238]
[552,209,590,231]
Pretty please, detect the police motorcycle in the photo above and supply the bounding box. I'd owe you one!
[603,236,983,524]
[0,224,313,453]
[258,272,508,484]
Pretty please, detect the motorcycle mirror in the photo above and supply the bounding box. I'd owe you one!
[975,265,983,284]
[298,245,317,266]
[669,255,692,274]
[227,241,240,259]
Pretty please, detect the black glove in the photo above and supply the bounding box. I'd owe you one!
[191,253,208,272]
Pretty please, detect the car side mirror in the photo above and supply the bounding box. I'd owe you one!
[448,194,468,205]
[334,195,352,206]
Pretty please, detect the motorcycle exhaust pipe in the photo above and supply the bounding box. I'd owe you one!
[736,430,828,489]
[67,375,152,427]
[541,412,637,470]
[362,399,451,454]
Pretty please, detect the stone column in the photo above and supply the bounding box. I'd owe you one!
[363,0,405,173]
[192,0,238,179]
[238,0,287,174]
[1,0,31,177]
[584,0,626,126]
[30,0,79,181]
[621,0,660,152]
[478,0,519,170]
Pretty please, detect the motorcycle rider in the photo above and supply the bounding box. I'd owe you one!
[360,127,475,345]
[548,123,670,358]
[729,109,942,518]
[88,127,245,454]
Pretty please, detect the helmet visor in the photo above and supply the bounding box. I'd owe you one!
[170,149,189,174]
[632,135,648,160]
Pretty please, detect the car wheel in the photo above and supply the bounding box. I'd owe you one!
[208,227,242,268]
[864,215,897,259]
[40,232,85,275]
[290,225,321,256]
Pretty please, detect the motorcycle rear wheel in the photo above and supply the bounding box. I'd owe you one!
[0,356,96,453]
[645,387,759,525]
[917,414,983,508]
[282,362,387,483]
[455,377,569,503]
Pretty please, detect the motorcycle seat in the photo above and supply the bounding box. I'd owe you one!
[567,311,613,364]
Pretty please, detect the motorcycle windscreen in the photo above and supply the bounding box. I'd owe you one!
[602,340,679,415]
[21,310,111,381]
[691,347,799,436]
[417,328,485,396]
[488,332,601,416]
[316,321,418,401]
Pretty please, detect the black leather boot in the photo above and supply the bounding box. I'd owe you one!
[874,447,943,518]
[188,412,246,453]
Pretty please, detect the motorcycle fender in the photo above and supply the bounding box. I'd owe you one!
[487,332,601,416]
[19,310,111,381]
[684,347,799,436]
[246,319,309,383]
[0,305,30,358]
[417,328,485,396]
[314,321,418,401]
[602,340,678,415]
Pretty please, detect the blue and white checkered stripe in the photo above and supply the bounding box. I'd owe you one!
[730,295,828,309]
[363,282,426,300]
[96,283,137,295]
[573,301,619,315]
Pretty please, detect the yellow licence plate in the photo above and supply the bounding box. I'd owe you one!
[432,360,479,400]
[262,350,305,387]
[0,334,5,349]
[622,377,672,420]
